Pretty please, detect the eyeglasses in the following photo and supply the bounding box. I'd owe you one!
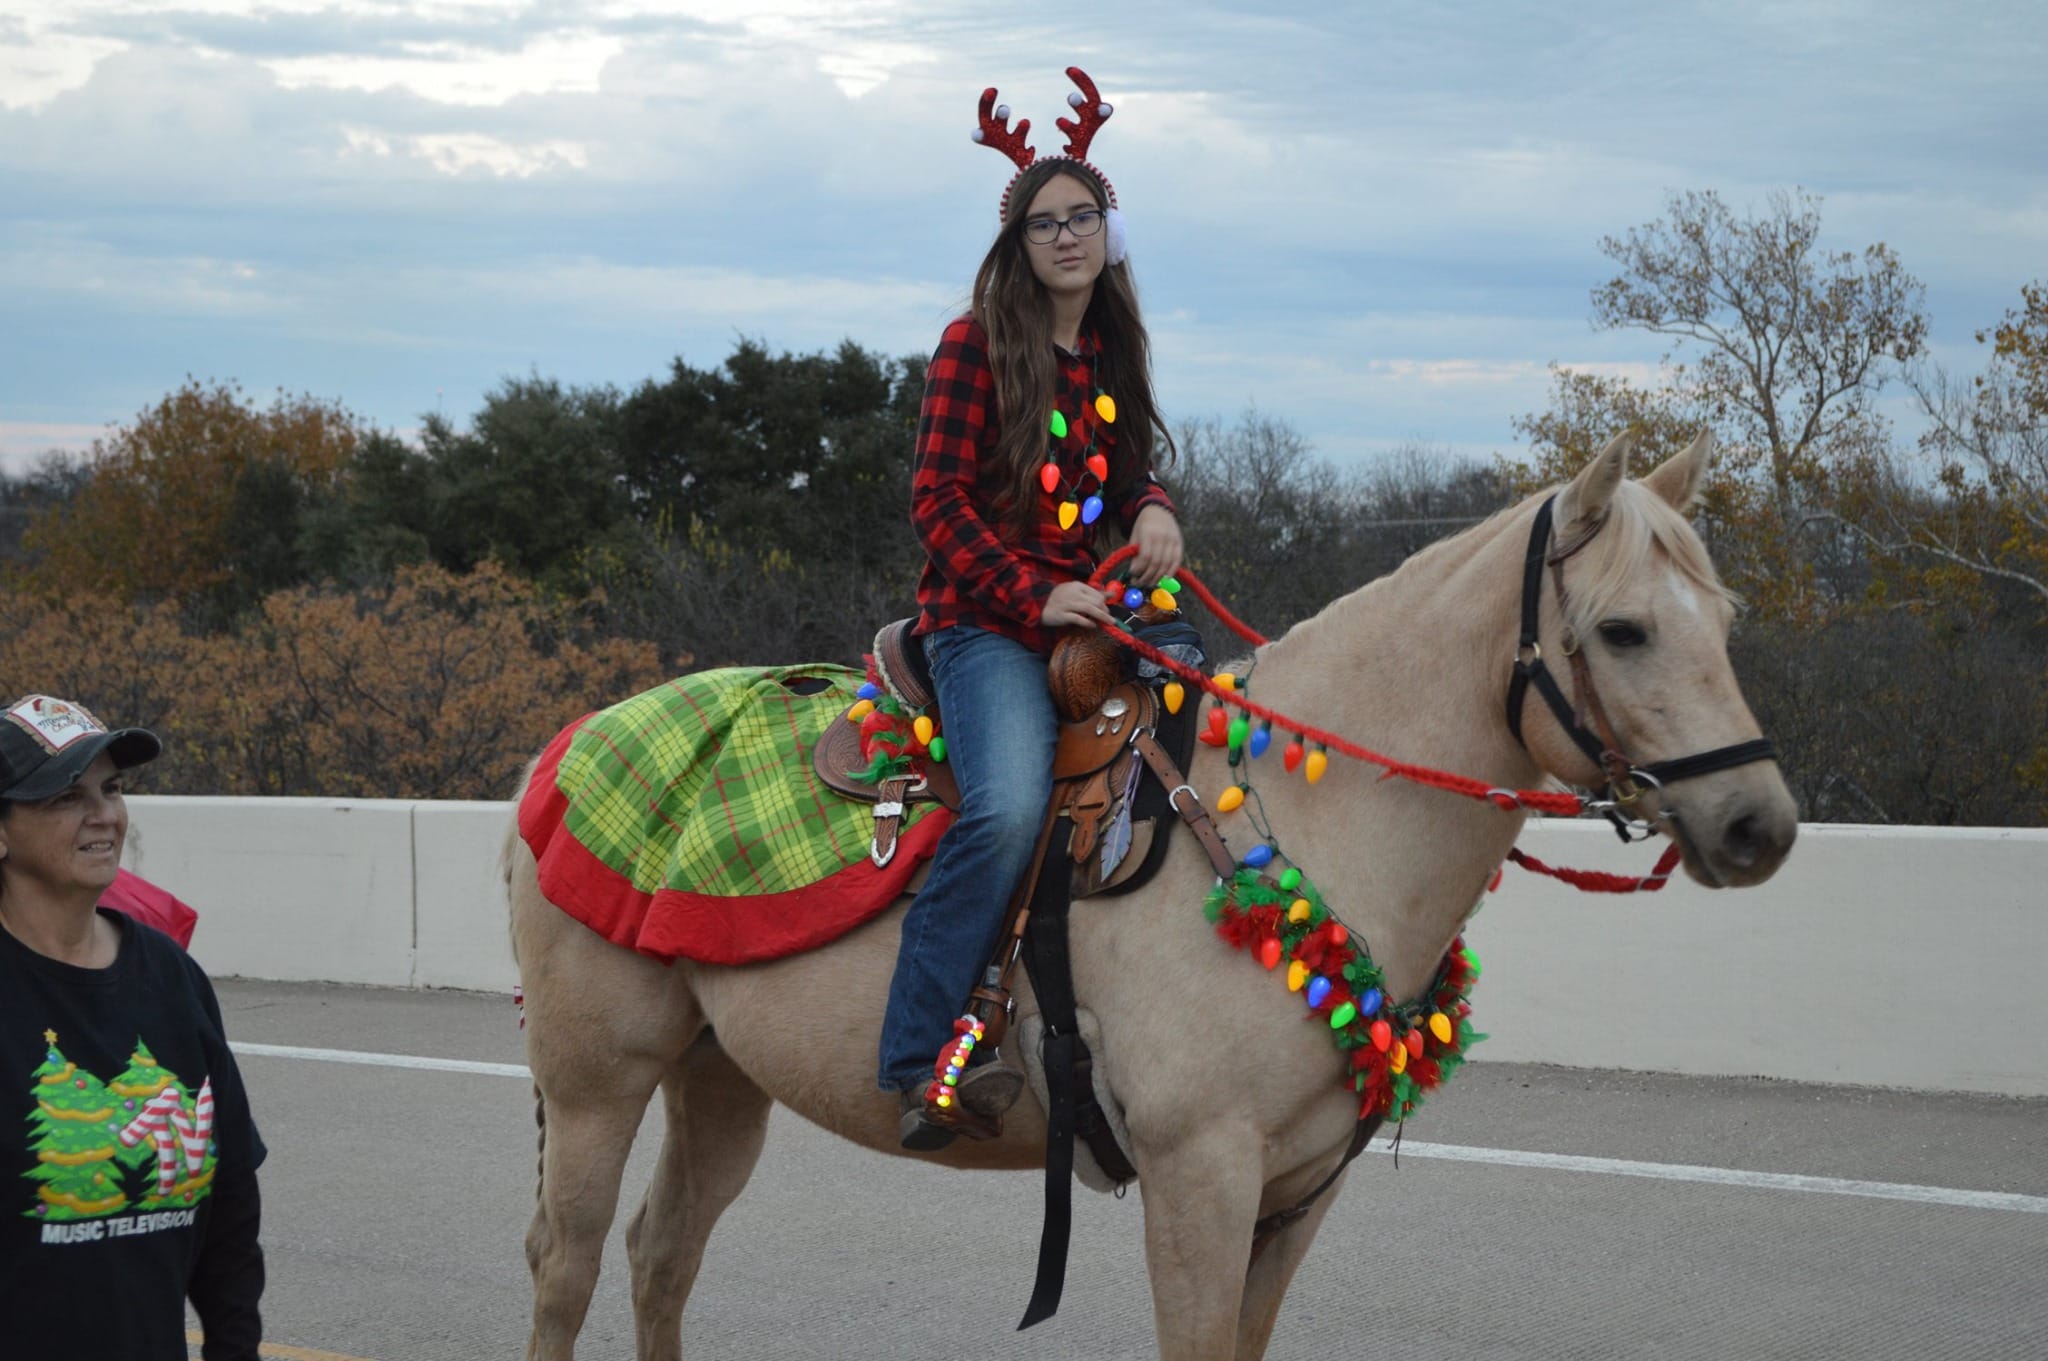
[1023,209,1106,245]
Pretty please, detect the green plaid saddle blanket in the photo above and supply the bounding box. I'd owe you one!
[520,665,950,963]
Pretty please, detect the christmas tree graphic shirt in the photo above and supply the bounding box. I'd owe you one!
[2,909,265,1358]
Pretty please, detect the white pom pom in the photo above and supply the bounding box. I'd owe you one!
[970,128,984,144]
[1067,91,1085,108]
[1104,207,1129,266]
[1098,102,1113,118]
[994,103,1010,121]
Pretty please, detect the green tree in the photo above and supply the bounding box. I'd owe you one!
[617,339,924,572]
[22,1033,127,1222]
[411,376,633,587]
[106,1041,209,1208]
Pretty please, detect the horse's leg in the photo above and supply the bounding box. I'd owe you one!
[511,836,695,1361]
[524,1033,666,1360]
[1137,1121,1266,1361]
[1232,1173,1346,1361]
[624,1033,773,1361]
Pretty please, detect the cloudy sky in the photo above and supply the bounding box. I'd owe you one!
[2,1,2042,474]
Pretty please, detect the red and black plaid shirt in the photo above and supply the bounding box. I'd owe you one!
[912,316,1175,655]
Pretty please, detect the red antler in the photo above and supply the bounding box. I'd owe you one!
[973,87,1035,170]
[1057,66,1113,159]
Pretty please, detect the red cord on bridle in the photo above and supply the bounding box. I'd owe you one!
[1090,546,1683,893]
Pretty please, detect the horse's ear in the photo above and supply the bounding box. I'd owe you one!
[1640,430,1713,513]
[1558,431,1632,532]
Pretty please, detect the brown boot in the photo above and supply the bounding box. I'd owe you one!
[896,1068,1014,1151]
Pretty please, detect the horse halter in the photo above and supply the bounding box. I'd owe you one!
[1505,495,1778,837]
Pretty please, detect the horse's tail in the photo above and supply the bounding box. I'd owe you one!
[503,753,546,1202]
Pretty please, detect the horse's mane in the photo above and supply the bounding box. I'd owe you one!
[1562,481,1735,636]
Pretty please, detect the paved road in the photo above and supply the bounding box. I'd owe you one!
[196,981,2046,1360]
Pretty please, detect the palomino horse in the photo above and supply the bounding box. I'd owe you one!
[505,431,1797,1360]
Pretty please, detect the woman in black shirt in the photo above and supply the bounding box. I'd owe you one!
[0,694,265,1361]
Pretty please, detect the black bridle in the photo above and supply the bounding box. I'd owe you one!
[1506,495,1778,836]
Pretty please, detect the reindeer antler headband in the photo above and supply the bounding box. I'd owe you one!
[971,66,1128,265]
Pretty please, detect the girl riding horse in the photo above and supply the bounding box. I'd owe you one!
[883,70,1185,1150]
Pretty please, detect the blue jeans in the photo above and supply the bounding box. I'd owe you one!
[876,625,1056,1091]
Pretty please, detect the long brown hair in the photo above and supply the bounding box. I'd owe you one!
[971,160,1176,535]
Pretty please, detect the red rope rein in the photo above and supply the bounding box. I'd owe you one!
[1089,546,1678,892]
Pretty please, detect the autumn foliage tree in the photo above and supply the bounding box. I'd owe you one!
[0,564,666,800]
[16,380,360,613]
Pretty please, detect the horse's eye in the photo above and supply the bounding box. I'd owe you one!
[1598,620,1648,649]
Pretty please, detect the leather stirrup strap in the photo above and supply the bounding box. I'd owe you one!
[1132,730,1237,878]
[1018,816,1081,1331]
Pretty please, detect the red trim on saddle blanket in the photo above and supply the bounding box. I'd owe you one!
[518,716,952,965]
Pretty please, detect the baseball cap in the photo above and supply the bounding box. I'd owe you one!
[0,695,163,802]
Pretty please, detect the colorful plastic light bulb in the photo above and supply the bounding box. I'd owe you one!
[857,682,880,701]
[1304,749,1329,784]
[1278,867,1302,891]
[1306,976,1332,1010]
[1082,496,1104,525]
[1244,844,1274,869]
[1049,411,1068,439]
[1248,725,1271,758]
[1215,785,1245,813]
[1163,682,1184,714]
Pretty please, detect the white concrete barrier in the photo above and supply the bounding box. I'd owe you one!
[122,798,2048,1097]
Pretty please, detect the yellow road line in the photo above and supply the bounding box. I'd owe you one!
[186,1332,381,1361]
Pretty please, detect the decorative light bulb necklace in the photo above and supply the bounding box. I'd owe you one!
[1040,345,1117,532]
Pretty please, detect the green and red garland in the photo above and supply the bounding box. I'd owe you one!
[1204,867,1483,1123]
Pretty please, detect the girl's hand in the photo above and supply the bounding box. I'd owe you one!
[1128,505,1184,585]
[1042,579,1117,630]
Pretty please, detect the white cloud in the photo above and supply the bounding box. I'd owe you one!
[410,133,588,177]
[0,29,125,110]
[265,32,624,106]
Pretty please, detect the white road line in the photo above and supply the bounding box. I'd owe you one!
[1381,1140,2048,1214]
[235,1041,530,1079]
[233,1041,2048,1215]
